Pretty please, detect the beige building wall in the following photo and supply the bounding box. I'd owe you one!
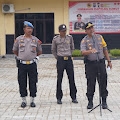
[0,0,115,55]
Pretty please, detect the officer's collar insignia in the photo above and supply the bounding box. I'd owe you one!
[81,40,85,43]
[15,39,17,43]
[23,35,32,39]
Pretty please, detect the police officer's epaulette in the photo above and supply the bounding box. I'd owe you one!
[82,35,88,40]
[67,35,72,37]
[21,35,25,38]
[32,36,37,41]
[96,34,101,37]
[53,35,59,39]
[16,35,23,41]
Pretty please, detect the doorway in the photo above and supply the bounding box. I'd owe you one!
[15,13,54,44]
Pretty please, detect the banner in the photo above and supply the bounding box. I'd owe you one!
[69,1,120,34]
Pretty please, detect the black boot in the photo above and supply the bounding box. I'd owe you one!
[21,102,27,108]
[102,97,108,109]
[87,97,93,109]
[72,99,78,103]
[57,99,62,104]
[21,97,27,108]
[30,97,36,107]
[30,102,36,107]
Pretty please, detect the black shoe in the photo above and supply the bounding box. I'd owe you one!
[72,99,78,103]
[87,102,93,109]
[102,103,108,109]
[102,97,108,109]
[30,102,36,107]
[57,99,62,104]
[87,97,93,109]
[21,102,26,108]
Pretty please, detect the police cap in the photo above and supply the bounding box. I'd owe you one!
[24,21,34,28]
[85,22,94,30]
[59,24,67,31]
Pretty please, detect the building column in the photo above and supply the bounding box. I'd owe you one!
[63,0,69,34]
[0,1,6,56]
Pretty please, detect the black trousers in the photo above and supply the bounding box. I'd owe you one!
[85,59,108,98]
[56,56,77,100]
[18,62,38,97]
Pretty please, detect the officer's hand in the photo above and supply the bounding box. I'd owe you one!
[90,48,97,53]
[107,62,112,69]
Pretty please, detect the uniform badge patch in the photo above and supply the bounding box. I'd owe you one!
[20,40,23,42]
[98,38,101,40]
[20,44,23,46]
[33,40,35,42]
[87,40,90,42]
[89,47,92,50]
[67,40,69,44]
[33,48,36,51]
[88,44,92,46]
[99,42,103,45]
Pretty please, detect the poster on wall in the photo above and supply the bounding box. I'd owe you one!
[69,1,120,34]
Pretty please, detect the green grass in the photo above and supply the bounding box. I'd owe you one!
[110,49,120,57]
[72,49,82,57]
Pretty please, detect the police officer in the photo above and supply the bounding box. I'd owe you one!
[80,22,112,109]
[74,14,85,30]
[51,24,78,104]
[13,21,42,108]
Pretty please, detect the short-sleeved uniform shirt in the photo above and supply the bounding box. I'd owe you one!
[51,35,74,58]
[13,35,42,61]
[80,34,107,61]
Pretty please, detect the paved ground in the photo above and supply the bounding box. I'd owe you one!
[0,57,120,120]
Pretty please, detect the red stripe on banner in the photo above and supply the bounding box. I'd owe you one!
[69,0,120,8]
[70,31,120,34]
[70,1,120,4]
[69,1,80,8]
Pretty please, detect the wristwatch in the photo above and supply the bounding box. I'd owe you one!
[108,61,111,62]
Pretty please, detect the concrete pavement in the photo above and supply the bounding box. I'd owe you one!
[0,57,120,120]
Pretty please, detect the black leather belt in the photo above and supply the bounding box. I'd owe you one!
[87,58,105,64]
[57,56,71,60]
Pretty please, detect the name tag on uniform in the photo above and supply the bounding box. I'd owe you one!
[64,57,68,60]
[26,61,30,64]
